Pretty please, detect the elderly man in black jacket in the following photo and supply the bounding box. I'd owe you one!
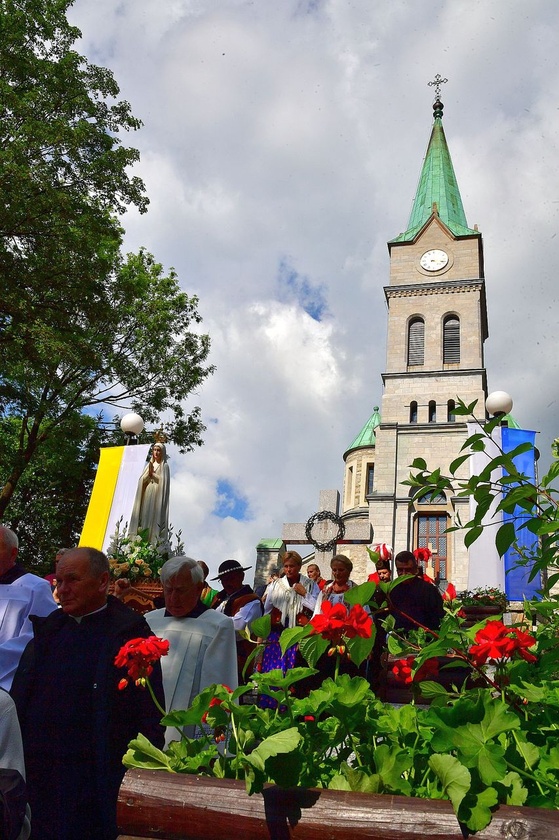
[12,547,165,840]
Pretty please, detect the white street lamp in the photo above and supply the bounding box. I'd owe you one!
[120,412,144,445]
[485,391,513,418]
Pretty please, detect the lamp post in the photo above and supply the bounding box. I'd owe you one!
[120,412,144,445]
[485,391,513,422]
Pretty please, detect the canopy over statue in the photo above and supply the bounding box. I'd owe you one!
[128,442,170,550]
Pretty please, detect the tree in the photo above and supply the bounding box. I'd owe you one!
[0,412,102,573]
[0,0,147,376]
[0,248,214,516]
[0,2,215,518]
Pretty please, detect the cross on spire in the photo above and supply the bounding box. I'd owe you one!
[428,73,448,100]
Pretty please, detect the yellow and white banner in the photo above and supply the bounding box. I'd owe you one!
[79,445,151,553]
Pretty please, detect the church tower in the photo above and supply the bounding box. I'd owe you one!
[365,87,488,589]
[263,84,490,591]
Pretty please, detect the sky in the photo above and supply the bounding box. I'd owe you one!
[70,0,559,581]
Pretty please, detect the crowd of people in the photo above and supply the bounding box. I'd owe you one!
[0,524,447,839]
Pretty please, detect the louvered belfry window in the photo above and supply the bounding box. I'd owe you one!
[443,315,460,363]
[408,317,424,365]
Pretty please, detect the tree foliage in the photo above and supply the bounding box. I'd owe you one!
[0,412,102,573]
[0,248,214,516]
[0,1,215,519]
[0,0,146,367]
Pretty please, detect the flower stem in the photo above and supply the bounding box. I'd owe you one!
[146,677,167,717]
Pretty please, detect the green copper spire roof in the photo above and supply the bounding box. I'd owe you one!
[391,99,478,243]
[345,406,381,456]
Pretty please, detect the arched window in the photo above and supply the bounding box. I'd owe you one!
[443,315,460,363]
[428,400,436,423]
[447,399,456,422]
[408,317,424,366]
[409,401,418,424]
[417,490,446,504]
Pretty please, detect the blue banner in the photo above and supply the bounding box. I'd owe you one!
[501,427,541,600]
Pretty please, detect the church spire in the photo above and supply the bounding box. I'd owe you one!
[391,80,478,243]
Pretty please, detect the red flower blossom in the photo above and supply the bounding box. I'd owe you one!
[391,657,414,685]
[414,658,439,682]
[509,628,537,663]
[310,601,349,642]
[443,583,457,601]
[413,547,432,564]
[469,621,517,666]
[114,635,169,685]
[201,686,232,723]
[310,601,373,643]
[344,604,373,639]
[391,656,439,685]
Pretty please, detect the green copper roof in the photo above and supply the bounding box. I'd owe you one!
[257,538,284,549]
[345,406,381,454]
[391,100,478,243]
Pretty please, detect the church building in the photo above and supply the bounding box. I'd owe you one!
[256,87,491,591]
[341,89,487,589]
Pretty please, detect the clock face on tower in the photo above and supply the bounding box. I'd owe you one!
[419,249,449,271]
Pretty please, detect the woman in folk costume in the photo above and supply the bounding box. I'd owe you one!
[312,555,365,683]
[313,554,357,614]
[259,551,319,706]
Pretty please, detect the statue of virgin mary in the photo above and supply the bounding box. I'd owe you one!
[128,442,170,548]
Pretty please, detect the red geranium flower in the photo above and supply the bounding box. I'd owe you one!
[443,583,457,601]
[344,603,373,639]
[509,628,537,663]
[391,657,414,685]
[414,658,439,682]
[201,685,232,723]
[469,620,516,666]
[114,635,169,687]
[310,601,349,642]
[310,601,373,643]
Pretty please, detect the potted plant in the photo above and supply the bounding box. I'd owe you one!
[454,586,507,627]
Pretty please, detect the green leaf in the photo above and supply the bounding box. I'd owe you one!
[244,727,302,772]
[417,681,449,699]
[328,764,382,793]
[373,744,412,794]
[346,629,375,667]
[298,634,330,667]
[249,614,271,639]
[343,581,377,606]
[497,772,528,807]
[464,525,484,548]
[495,522,517,557]
[122,733,176,772]
[331,674,372,708]
[449,453,471,475]
[279,625,311,654]
[410,457,427,470]
[458,787,498,833]
[429,754,470,812]
[251,667,317,691]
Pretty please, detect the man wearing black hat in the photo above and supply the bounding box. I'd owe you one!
[212,560,263,683]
